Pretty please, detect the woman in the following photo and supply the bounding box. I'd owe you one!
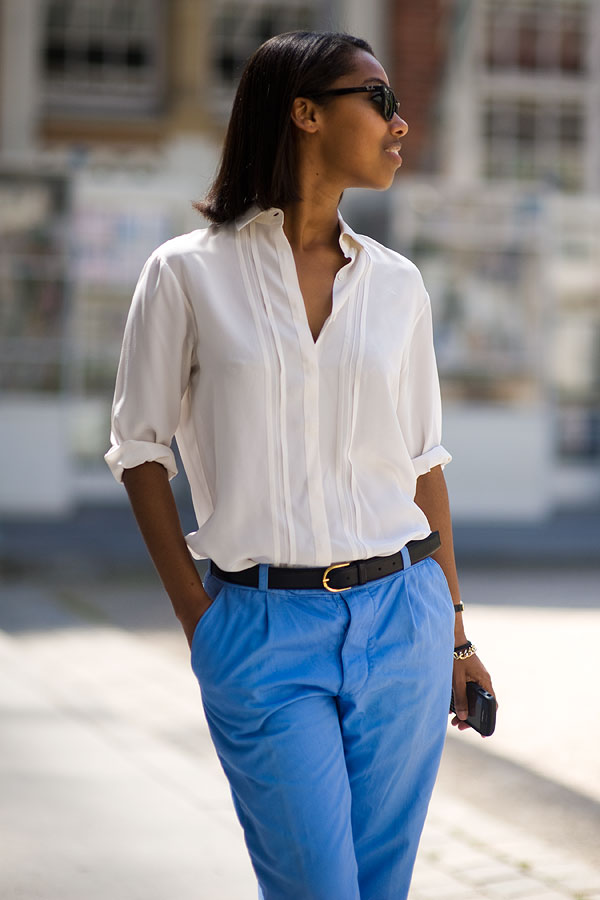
[105,31,495,900]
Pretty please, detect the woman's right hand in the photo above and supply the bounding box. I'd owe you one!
[181,593,214,649]
[121,463,217,652]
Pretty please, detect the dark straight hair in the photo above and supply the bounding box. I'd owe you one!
[195,31,373,225]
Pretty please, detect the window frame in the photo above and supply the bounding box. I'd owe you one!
[40,0,167,118]
[475,0,597,192]
[207,0,322,118]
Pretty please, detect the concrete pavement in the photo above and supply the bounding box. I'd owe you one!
[1,567,599,899]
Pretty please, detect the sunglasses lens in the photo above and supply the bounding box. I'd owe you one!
[372,89,391,120]
[384,87,396,121]
[373,87,395,121]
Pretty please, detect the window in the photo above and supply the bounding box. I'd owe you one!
[41,0,165,117]
[396,189,544,403]
[209,1,319,112]
[0,174,69,392]
[558,406,600,459]
[484,0,588,74]
[551,219,600,460]
[483,98,585,190]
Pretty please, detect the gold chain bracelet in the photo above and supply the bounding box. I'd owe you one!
[453,641,477,660]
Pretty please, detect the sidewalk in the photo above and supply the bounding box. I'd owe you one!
[1,571,599,899]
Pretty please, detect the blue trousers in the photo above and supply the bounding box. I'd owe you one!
[191,554,455,900]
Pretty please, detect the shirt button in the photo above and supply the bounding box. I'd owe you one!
[337,271,345,281]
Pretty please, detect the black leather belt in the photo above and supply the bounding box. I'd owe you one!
[211,531,441,592]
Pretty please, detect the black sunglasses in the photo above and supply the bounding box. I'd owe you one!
[310,84,400,122]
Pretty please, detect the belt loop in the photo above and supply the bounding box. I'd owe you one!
[400,545,412,570]
[258,563,270,591]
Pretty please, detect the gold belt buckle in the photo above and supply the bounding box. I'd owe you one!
[322,561,351,592]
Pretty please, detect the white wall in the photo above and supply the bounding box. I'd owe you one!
[0,395,73,515]
[338,0,387,67]
[442,404,553,522]
[1,397,555,521]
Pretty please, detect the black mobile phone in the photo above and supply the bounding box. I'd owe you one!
[449,681,496,737]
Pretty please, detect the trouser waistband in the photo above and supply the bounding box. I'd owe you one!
[210,531,441,593]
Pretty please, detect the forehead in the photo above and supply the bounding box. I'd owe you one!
[333,49,389,88]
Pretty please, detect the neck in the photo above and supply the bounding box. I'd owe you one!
[281,201,340,253]
[281,153,344,252]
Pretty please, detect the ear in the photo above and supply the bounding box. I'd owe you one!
[290,96,320,134]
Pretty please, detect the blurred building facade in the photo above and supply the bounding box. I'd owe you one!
[0,0,598,521]
[386,0,600,518]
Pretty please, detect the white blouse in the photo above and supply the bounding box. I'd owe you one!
[105,205,451,571]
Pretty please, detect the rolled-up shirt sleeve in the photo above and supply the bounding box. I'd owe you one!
[104,252,197,483]
[397,277,452,479]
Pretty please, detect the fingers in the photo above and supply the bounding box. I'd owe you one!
[450,715,471,730]
[465,658,498,710]
[451,652,499,742]
[451,654,499,741]
[452,666,469,722]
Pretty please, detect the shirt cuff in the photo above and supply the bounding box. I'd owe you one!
[104,440,178,483]
[412,444,452,478]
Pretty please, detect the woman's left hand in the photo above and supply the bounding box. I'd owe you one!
[450,653,497,735]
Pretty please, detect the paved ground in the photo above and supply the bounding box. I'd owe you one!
[1,505,599,898]
[1,563,599,899]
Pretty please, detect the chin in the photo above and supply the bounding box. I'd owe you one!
[347,171,397,192]
[373,174,397,191]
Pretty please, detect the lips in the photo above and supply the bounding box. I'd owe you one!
[385,144,403,163]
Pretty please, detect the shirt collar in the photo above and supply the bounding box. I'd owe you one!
[235,204,366,254]
[336,210,365,254]
[235,205,283,230]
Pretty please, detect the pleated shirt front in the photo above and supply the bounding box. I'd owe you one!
[105,205,451,571]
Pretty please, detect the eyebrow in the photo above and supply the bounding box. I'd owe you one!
[360,78,387,86]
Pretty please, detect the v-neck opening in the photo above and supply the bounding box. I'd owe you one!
[313,257,352,345]
[268,214,363,349]
[293,251,354,347]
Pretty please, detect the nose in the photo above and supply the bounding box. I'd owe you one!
[393,115,408,137]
